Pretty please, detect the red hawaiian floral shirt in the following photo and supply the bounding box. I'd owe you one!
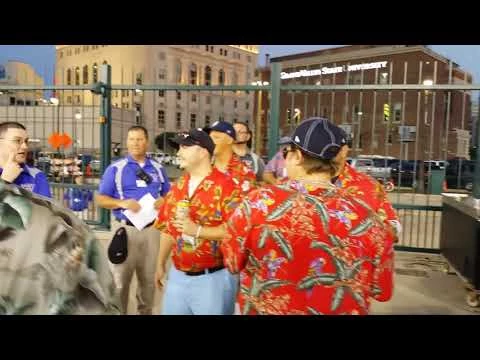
[221,180,395,315]
[157,168,240,272]
[335,163,401,237]
[222,154,257,195]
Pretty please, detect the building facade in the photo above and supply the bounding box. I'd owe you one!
[55,45,259,152]
[256,45,473,160]
[0,61,44,106]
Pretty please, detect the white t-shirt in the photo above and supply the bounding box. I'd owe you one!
[188,177,203,198]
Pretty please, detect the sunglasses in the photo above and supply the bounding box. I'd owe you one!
[282,147,294,159]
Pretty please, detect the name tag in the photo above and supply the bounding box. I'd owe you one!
[136,180,147,188]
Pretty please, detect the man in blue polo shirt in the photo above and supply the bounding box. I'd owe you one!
[0,121,51,198]
[96,125,170,315]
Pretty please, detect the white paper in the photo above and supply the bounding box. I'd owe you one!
[123,193,158,231]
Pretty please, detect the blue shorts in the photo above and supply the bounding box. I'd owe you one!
[162,265,238,315]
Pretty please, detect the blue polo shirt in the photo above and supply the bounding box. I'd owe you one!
[98,155,170,221]
[64,188,93,212]
[0,164,51,198]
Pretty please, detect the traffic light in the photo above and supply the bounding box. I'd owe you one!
[384,104,390,122]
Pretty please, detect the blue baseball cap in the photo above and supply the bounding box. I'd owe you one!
[286,117,348,160]
[206,120,236,140]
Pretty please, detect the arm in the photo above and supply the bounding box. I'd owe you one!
[155,232,175,288]
[371,227,395,302]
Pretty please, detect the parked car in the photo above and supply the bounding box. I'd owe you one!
[445,159,475,191]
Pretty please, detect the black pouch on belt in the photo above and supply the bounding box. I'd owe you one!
[108,227,128,264]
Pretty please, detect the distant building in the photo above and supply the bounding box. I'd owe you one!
[0,61,44,106]
[54,45,259,152]
[255,45,473,160]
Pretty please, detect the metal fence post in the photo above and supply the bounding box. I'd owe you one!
[473,92,480,199]
[268,62,281,159]
[99,64,112,229]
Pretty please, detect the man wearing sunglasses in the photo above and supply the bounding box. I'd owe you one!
[154,128,240,315]
[221,118,394,315]
[0,121,51,198]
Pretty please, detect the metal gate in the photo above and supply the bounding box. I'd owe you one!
[1,61,480,250]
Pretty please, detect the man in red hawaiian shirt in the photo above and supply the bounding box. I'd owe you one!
[154,129,240,315]
[331,132,401,240]
[221,118,395,315]
[207,121,256,195]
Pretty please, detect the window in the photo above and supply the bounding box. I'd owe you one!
[83,45,89,52]
[135,104,141,124]
[122,102,130,109]
[75,48,80,55]
[204,66,212,86]
[122,90,130,97]
[246,102,249,110]
[16,100,24,106]
[75,67,80,85]
[205,115,211,126]
[322,107,328,118]
[67,49,72,56]
[220,49,223,56]
[158,90,165,97]
[158,52,166,61]
[176,91,181,100]
[136,73,143,85]
[205,45,209,51]
[286,109,292,124]
[67,96,72,104]
[189,63,197,85]
[175,60,182,83]
[82,65,89,84]
[245,117,249,125]
[59,51,63,59]
[218,69,225,85]
[158,110,165,127]
[191,94,197,102]
[379,72,388,84]
[25,101,31,106]
[247,55,251,63]
[224,50,228,57]
[234,100,238,108]
[388,134,393,144]
[210,46,214,53]
[190,113,196,128]
[92,63,98,82]
[9,97,15,105]
[176,112,182,129]
[75,95,81,104]
[66,69,72,85]
[206,96,211,105]
[158,69,166,80]
[393,103,402,122]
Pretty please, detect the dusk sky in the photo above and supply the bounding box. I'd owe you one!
[1,45,480,85]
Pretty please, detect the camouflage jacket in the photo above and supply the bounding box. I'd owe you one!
[0,180,120,315]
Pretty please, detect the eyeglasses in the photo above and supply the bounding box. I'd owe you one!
[0,138,29,146]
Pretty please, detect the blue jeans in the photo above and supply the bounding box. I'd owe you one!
[162,265,238,315]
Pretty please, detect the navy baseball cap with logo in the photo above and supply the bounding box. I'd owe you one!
[169,128,215,156]
[286,117,348,160]
[206,120,236,140]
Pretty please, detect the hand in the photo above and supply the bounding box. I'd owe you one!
[154,197,165,210]
[172,217,199,237]
[155,263,167,289]
[0,152,22,183]
[121,199,141,213]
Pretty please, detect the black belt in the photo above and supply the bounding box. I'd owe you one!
[184,265,225,276]
[116,219,155,228]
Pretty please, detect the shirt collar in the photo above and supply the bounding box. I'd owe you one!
[127,155,151,167]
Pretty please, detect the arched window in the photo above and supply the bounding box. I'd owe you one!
[75,67,80,85]
[66,69,72,85]
[218,69,225,85]
[92,63,98,82]
[82,65,89,84]
[189,63,197,85]
[204,66,212,86]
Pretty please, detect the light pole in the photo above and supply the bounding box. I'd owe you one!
[418,79,433,193]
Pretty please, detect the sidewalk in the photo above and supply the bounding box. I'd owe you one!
[94,228,479,315]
